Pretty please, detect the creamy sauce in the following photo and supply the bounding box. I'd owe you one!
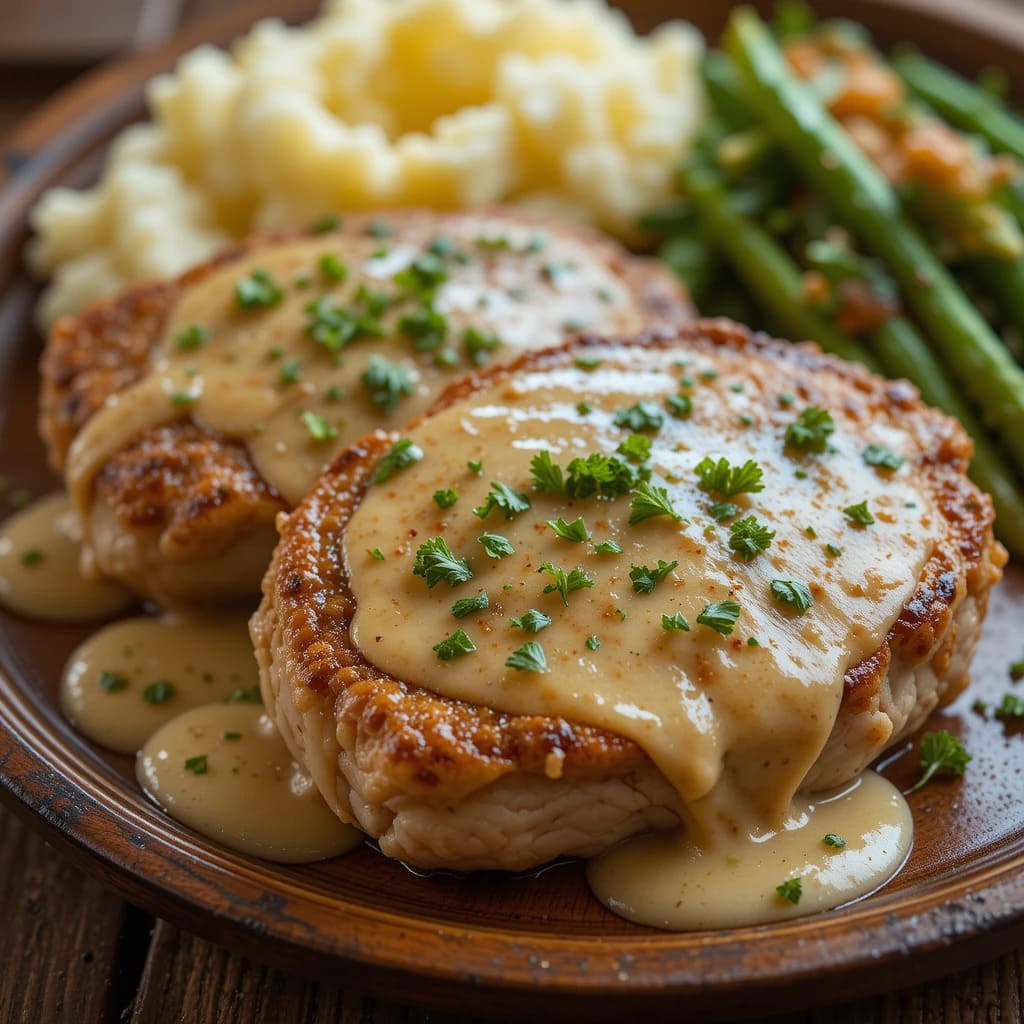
[138,703,362,862]
[67,217,649,518]
[61,613,258,753]
[588,771,912,929]
[342,343,935,924]
[0,493,134,621]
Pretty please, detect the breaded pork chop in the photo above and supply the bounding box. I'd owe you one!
[41,209,690,607]
[252,320,1004,871]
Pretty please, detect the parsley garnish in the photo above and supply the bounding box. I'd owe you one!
[1010,658,1024,682]
[412,537,474,588]
[279,359,302,384]
[530,451,566,495]
[696,600,741,635]
[433,629,477,661]
[473,482,532,520]
[506,641,548,673]
[170,391,198,407]
[823,833,846,849]
[910,730,971,792]
[433,488,459,510]
[142,681,175,704]
[576,401,593,416]
[227,686,261,704]
[547,516,590,543]
[709,501,740,522]
[585,634,601,650]
[312,214,340,234]
[728,516,776,561]
[661,612,691,632]
[463,327,502,366]
[785,406,835,454]
[98,670,129,693]
[665,393,693,419]
[629,481,683,524]
[467,459,483,475]
[574,355,602,370]
[863,444,904,471]
[538,562,594,606]
[300,410,337,442]
[366,219,393,238]
[629,560,679,594]
[592,539,622,554]
[398,303,447,352]
[776,878,802,905]
[843,501,875,526]
[451,591,489,619]
[566,453,635,498]
[368,547,385,561]
[235,267,283,309]
[826,543,843,557]
[478,533,515,559]
[224,732,242,741]
[304,295,384,351]
[394,253,448,297]
[361,355,414,412]
[995,693,1024,719]
[318,253,348,282]
[616,434,652,463]
[374,438,423,483]
[20,548,43,566]
[695,456,764,497]
[510,609,553,633]
[176,324,208,350]
[184,754,208,775]
[770,579,814,614]
[613,401,664,432]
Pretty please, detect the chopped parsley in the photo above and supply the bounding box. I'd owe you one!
[235,267,284,309]
[629,481,683,525]
[778,392,795,407]
[361,355,414,412]
[366,219,393,238]
[432,629,477,661]
[175,324,209,350]
[661,612,691,632]
[776,878,802,905]
[573,355,603,370]
[412,537,474,588]
[616,434,652,463]
[478,533,515,559]
[728,516,776,561]
[826,543,843,557]
[463,327,502,366]
[473,481,532,520]
[547,516,590,543]
[394,253,449,296]
[398,303,447,352]
[530,451,566,495]
[585,634,601,650]
[373,438,423,483]
[747,636,760,647]
[98,670,129,693]
[170,391,198,407]
[20,548,44,566]
[695,456,764,497]
[576,401,593,416]
[467,459,484,475]
[823,833,847,849]
[863,444,904,471]
[629,560,679,595]
[506,641,548,673]
[142,681,175,705]
[709,501,740,522]
[770,579,814,614]
[592,539,622,555]
[538,562,594,606]
[613,401,664,432]
[995,693,1024,719]
[665,393,693,419]
[224,732,242,741]
[451,591,489,619]
[785,406,835,454]
[843,501,875,526]
[910,730,971,792]
[566,453,635,499]
[305,295,385,351]
[510,609,553,633]
[696,600,741,635]
[300,410,338,441]
[312,214,340,234]
[279,359,302,384]
[433,488,459,510]
[227,686,261,704]
[184,754,208,775]
[368,547,385,561]
[1011,658,1024,682]
[318,253,348,282]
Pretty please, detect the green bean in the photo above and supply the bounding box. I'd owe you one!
[726,9,1024,476]
[702,51,757,131]
[969,257,1024,360]
[894,50,1024,163]
[681,165,878,368]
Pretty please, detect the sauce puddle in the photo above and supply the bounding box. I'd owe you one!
[587,771,912,929]
[0,493,134,621]
[138,704,363,862]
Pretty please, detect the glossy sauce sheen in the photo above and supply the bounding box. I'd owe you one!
[67,217,648,515]
[0,493,134,621]
[343,344,935,924]
[138,704,362,863]
[61,613,259,753]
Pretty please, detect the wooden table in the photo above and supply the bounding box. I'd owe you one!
[1,1,1023,1020]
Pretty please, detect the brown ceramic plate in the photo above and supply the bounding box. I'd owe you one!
[1,1,1023,1020]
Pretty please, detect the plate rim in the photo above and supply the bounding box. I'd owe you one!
[2,0,1024,1018]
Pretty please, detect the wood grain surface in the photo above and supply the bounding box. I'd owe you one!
[2,1,1024,1022]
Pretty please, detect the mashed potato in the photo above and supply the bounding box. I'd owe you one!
[29,0,703,324]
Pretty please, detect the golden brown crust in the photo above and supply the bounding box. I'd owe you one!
[265,319,1005,798]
